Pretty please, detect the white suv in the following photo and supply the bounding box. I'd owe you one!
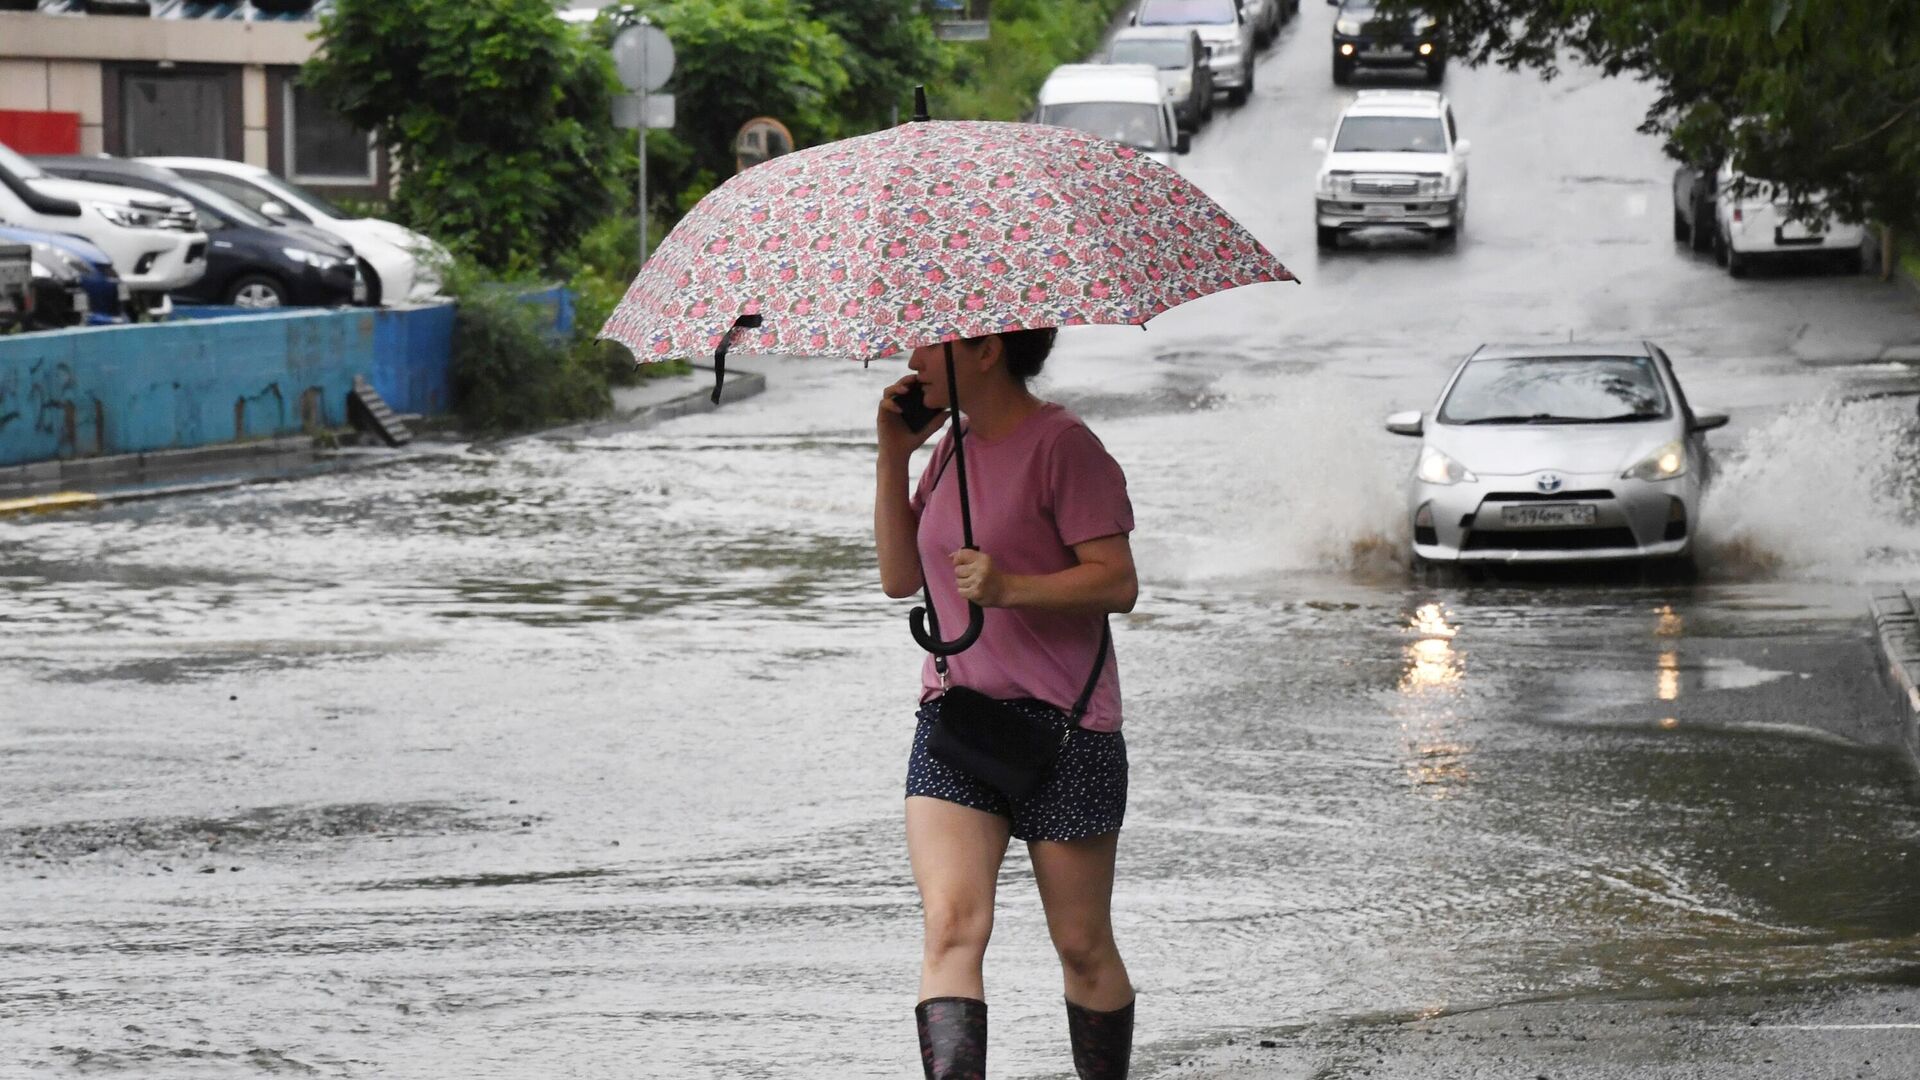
[1311,90,1470,249]
[0,141,206,315]
[1711,158,1867,277]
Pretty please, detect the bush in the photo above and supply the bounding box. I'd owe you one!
[936,0,1133,122]
[442,261,611,433]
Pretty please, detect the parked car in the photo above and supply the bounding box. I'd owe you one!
[1036,64,1190,168]
[1312,89,1469,248]
[1386,342,1727,569]
[1106,27,1215,131]
[0,224,129,326]
[1240,0,1286,46]
[1670,161,1716,253]
[0,242,29,332]
[1132,0,1258,106]
[138,156,444,306]
[1710,159,1867,277]
[36,156,362,309]
[1329,0,1446,84]
[0,139,206,319]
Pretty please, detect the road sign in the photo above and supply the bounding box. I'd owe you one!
[614,93,675,130]
[612,23,675,93]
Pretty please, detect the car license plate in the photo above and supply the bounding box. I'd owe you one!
[1364,203,1399,217]
[1366,45,1411,58]
[1500,504,1598,528]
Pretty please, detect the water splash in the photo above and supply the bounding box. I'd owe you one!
[1701,397,1920,584]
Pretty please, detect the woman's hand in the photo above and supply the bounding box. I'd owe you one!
[877,375,947,462]
[951,549,1009,608]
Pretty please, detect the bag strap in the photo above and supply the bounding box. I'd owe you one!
[916,438,1114,722]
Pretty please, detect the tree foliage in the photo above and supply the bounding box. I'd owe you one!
[1412,0,1920,230]
[305,0,627,271]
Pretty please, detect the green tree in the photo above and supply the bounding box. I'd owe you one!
[598,0,851,212]
[305,0,627,271]
[804,0,943,132]
[1413,0,1920,232]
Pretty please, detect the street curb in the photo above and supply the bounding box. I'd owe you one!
[0,436,317,503]
[1868,590,1920,769]
[505,363,767,445]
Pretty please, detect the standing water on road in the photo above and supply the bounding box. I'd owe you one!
[9,29,1920,1080]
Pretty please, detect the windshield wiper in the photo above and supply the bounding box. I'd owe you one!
[1568,413,1662,423]
[1459,414,1563,425]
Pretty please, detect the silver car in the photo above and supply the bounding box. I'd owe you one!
[1387,343,1729,567]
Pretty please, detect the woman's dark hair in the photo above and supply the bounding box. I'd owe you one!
[968,327,1056,383]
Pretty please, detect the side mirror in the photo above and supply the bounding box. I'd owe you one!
[1176,132,1192,155]
[1128,11,1138,25]
[1311,136,1329,152]
[259,199,293,221]
[1455,138,1472,156]
[1203,44,1214,56]
[1385,411,1424,437]
[1690,412,1729,433]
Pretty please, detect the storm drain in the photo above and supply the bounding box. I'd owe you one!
[348,375,413,447]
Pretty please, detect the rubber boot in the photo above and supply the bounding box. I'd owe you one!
[1065,996,1134,1080]
[915,996,987,1080]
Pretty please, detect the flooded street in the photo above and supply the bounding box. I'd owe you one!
[8,7,1920,1078]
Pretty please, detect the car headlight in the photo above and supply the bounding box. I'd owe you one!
[1417,446,1477,485]
[1624,440,1687,482]
[284,247,345,270]
[28,242,87,278]
[1335,17,1361,34]
[92,202,157,229]
[1417,175,1445,195]
[31,258,53,280]
[1174,74,1192,96]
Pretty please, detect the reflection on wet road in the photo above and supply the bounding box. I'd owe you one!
[8,6,1920,1078]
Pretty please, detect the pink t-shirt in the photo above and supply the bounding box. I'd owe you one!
[910,402,1134,732]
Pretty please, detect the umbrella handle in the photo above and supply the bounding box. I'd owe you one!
[909,599,984,656]
[710,313,763,405]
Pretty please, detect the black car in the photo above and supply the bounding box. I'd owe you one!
[1328,0,1446,84]
[32,156,361,308]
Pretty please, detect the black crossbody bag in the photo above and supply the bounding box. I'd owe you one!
[915,439,1112,800]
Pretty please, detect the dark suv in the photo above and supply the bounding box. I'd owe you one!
[1329,0,1446,85]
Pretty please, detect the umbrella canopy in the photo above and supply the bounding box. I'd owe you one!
[599,118,1293,365]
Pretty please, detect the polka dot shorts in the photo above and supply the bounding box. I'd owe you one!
[905,696,1128,842]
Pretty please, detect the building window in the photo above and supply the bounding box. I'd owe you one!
[122,71,230,157]
[285,82,374,183]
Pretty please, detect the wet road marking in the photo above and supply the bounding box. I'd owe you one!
[0,491,99,516]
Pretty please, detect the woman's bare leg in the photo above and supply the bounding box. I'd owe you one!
[1030,831,1132,1009]
[906,795,1011,1000]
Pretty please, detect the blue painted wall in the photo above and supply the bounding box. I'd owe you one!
[0,303,456,467]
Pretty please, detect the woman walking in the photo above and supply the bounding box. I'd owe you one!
[874,328,1139,1080]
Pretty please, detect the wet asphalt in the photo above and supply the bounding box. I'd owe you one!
[6,4,1920,1078]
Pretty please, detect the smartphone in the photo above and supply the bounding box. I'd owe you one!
[895,381,944,433]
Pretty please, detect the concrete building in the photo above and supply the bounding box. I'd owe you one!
[0,0,387,199]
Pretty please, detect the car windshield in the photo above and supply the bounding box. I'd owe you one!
[0,141,46,180]
[1038,102,1170,152]
[171,178,274,229]
[1110,39,1191,68]
[1333,116,1447,153]
[261,175,351,220]
[1440,356,1672,424]
[1138,0,1236,26]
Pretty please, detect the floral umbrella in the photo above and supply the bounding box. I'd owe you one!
[601,104,1295,654]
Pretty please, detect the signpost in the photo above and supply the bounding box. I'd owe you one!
[611,18,676,267]
[925,0,990,41]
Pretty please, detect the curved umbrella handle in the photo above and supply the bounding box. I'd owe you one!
[909,600,984,657]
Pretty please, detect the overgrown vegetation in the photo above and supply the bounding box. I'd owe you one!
[1414,0,1920,237]
[935,0,1133,123]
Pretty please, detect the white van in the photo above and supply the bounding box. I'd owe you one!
[1035,64,1189,169]
[0,140,206,316]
